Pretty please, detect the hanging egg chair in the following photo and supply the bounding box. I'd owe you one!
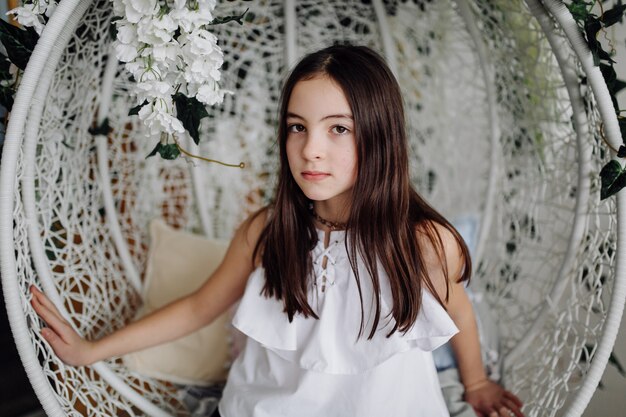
[1,1,625,416]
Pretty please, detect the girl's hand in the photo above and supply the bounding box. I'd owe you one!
[30,286,95,367]
[464,379,524,417]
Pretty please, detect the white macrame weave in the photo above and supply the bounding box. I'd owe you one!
[1,1,625,417]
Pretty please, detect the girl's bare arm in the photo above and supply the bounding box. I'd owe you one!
[31,210,267,367]
[420,223,523,417]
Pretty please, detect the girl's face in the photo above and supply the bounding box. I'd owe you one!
[285,76,358,210]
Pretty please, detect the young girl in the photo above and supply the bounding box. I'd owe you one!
[31,45,523,417]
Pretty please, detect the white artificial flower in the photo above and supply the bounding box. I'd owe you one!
[108,0,226,144]
[151,42,180,66]
[196,82,225,106]
[45,2,57,17]
[137,13,177,45]
[168,8,198,33]
[115,21,136,44]
[136,59,165,82]
[7,5,45,34]
[123,0,159,24]
[186,29,220,56]
[111,0,125,16]
[138,98,185,136]
[172,0,187,10]
[198,0,218,10]
[184,57,221,85]
[135,80,173,101]
[124,60,146,78]
[115,41,140,62]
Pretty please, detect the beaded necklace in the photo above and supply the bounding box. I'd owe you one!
[311,209,348,231]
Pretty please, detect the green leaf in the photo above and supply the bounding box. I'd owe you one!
[0,54,11,79]
[600,160,626,199]
[618,117,626,142]
[173,93,209,145]
[585,17,614,65]
[128,100,148,116]
[600,64,620,110]
[0,19,39,70]
[208,8,249,26]
[568,0,594,22]
[159,143,180,159]
[600,4,626,28]
[146,142,162,159]
[88,118,113,136]
[609,351,626,377]
[613,78,626,95]
[145,142,181,160]
[110,16,121,41]
[0,84,14,110]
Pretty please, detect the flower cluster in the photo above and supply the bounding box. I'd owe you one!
[7,0,231,146]
[112,0,229,140]
[7,0,57,35]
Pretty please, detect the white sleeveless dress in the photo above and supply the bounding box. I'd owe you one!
[219,229,458,417]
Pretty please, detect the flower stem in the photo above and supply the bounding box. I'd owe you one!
[174,139,245,168]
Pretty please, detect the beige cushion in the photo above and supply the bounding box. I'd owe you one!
[122,219,231,386]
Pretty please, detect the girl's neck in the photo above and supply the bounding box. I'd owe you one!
[311,201,350,231]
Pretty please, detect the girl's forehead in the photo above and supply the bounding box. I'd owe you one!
[287,76,352,119]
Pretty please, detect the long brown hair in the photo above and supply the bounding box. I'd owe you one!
[253,44,471,339]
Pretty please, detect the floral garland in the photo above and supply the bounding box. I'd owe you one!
[112,0,230,144]
[6,0,56,35]
[2,0,245,163]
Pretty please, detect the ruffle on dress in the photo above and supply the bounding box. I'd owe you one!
[231,229,458,375]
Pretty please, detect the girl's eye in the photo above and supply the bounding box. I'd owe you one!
[288,124,305,133]
[332,125,350,135]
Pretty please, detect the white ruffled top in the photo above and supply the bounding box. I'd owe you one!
[219,228,458,417]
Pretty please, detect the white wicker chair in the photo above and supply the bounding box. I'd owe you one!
[1,1,625,416]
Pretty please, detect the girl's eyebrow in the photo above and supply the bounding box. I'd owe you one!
[286,112,353,121]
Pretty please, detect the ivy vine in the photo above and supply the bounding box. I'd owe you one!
[567,0,626,199]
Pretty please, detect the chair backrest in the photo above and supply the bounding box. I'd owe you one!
[0,1,623,416]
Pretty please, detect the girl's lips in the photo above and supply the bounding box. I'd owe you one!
[302,171,330,181]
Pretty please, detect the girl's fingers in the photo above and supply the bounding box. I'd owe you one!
[41,327,64,348]
[502,398,525,417]
[31,296,74,343]
[31,286,65,323]
[504,390,523,407]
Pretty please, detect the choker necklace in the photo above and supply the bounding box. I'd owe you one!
[311,209,348,231]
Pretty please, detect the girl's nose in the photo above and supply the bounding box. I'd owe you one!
[301,133,325,160]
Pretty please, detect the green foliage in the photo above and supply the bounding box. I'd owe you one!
[0,19,38,71]
[208,9,249,26]
[567,1,594,21]
[173,92,210,145]
[600,160,626,199]
[128,100,148,116]
[146,142,180,160]
[0,55,14,110]
[609,349,626,377]
[88,118,113,137]
[0,19,39,111]
[570,1,626,199]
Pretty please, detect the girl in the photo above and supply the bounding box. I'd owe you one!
[31,45,523,417]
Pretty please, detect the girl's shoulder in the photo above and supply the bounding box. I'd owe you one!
[414,219,459,251]
[414,219,465,297]
[237,206,271,267]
